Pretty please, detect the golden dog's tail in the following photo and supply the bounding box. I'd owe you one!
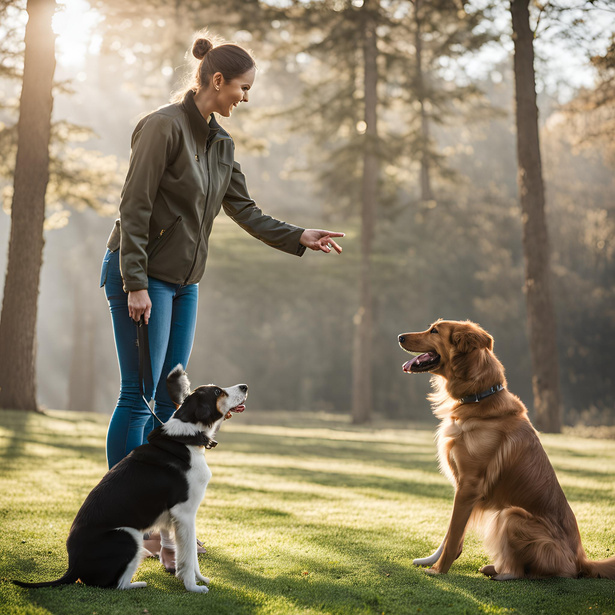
[580,556,615,580]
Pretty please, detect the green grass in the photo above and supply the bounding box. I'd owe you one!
[1,409,614,615]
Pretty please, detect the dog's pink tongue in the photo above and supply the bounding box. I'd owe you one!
[402,353,432,372]
[402,359,415,372]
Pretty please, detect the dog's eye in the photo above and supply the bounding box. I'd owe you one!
[214,388,221,396]
[430,327,438,334]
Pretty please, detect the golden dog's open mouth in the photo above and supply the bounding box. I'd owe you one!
[402,352,441,373]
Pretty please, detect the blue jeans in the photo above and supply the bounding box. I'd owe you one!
[100,248,198,468]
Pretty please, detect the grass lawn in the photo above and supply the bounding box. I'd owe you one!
[1,409,614,615]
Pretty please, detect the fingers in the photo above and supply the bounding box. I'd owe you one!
[128,305,147,323]
[300,229,345,253]
[321,231,343,254]
[128,305,138,322]
[127,291,152,324]
[309,230,344,254]
[317,236,343,254]
[328,238,343,254]
[129,307,147,324]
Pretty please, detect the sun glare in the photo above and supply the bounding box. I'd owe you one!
[52,0,102,68]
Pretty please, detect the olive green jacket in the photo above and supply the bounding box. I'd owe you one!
[106,90,305,292]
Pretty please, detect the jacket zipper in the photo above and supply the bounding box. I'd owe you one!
[183,135,230,284]
[184,146,211,283]
[148,215,182,259]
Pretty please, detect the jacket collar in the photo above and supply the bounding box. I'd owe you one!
[181,89,223,151]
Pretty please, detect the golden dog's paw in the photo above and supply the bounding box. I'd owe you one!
[424,568,442,576]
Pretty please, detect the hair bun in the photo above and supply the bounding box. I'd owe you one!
[192,38,213,60]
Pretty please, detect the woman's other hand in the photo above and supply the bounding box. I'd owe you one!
[300,229,345,254]
[128,289,152,324]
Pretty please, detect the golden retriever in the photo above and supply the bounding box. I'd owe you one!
[398,319,615,580]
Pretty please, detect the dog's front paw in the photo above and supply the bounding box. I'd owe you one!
[424,567,441,576]
[195,572,210,584]
[184,583,209,593]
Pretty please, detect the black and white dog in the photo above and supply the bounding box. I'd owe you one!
[14,365,247,593]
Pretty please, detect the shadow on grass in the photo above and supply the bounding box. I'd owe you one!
[251,464,453,501]
[0,410,105,472]
[0,411,31,470]
[223,432,440,473]
[555,465,615,481]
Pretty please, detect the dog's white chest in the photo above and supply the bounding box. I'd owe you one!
[186,448,212,501]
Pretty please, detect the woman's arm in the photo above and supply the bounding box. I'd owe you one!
[222,161,307,255]
[222,161,344,255]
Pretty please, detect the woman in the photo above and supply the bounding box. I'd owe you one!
[100,34,344,569]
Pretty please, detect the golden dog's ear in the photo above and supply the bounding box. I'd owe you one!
[452,324,494,353]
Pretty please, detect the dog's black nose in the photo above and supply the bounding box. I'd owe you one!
[239,384,248,393]
[399,335,405,344]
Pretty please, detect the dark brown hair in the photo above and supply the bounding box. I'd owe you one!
[193,35,255,87]
[172,33,255,102]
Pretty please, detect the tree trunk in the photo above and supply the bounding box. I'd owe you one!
[510,0,562,432]
[352,0,379,424]
[0,0,56,411]
[414,0,433,202]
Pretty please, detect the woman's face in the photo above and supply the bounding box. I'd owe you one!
[213,67,256,117]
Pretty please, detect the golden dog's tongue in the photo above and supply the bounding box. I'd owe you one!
[402,353,435,372]
[402,359,415,372]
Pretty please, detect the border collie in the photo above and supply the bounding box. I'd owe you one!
[14,365,247,593]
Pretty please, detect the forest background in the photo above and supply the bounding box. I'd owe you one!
[0,0,613,428]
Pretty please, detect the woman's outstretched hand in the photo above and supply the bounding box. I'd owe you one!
[300,229,345,254]
[128,289,152,324]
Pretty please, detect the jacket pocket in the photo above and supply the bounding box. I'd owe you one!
[99,249,112,288]
[147,216,183,260]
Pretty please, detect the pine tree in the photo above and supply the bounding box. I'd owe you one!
[276,0,392,423]
[0,0,57,410]
[387,0,497,203]
[510,0,562,432]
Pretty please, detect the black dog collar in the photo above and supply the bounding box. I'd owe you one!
[166,432,218,449]
[459,384,505,405]
[203,437,218,450]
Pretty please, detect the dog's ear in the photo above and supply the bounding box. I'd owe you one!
[452,323,493,353]
[166,364,191,407]
[175,389,220,427]
[195,396,219,427]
